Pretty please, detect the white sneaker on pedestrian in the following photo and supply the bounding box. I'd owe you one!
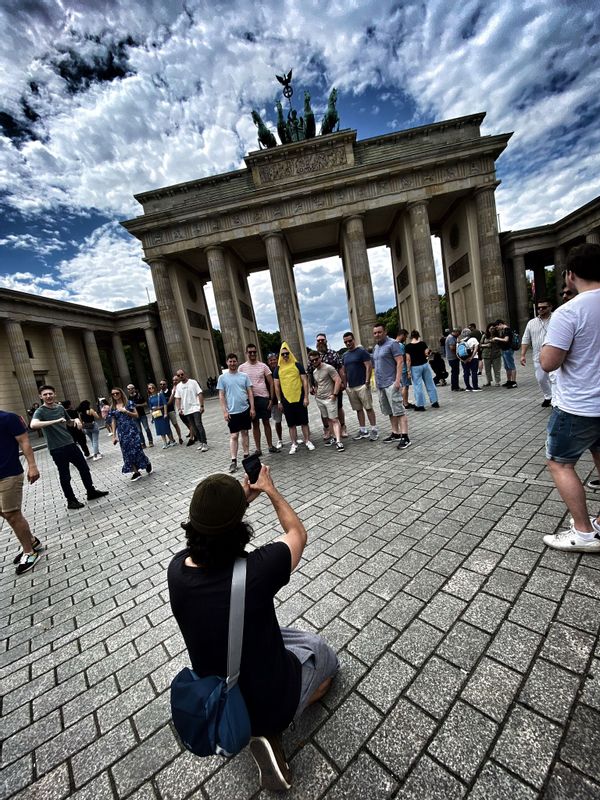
[276,440,282,451]
[305,440,315,451]
[353,430,369,440]
[543,525,600,552]
[369,429,379,441]
[201,443,209,452]
[289,442,298,454]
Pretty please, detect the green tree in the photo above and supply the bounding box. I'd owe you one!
[258,330,281,360]
[375,307,399,337]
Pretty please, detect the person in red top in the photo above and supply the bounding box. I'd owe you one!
[0,410,43,575]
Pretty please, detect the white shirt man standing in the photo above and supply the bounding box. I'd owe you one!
[521,299,553,407]
[174,369,208,450]
[540,243,600,552]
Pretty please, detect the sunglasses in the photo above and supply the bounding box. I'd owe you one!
[247,351,257,355]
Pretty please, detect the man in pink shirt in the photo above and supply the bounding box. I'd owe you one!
[239,344,278,455]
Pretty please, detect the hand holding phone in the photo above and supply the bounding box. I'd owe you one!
[242,453,262,484]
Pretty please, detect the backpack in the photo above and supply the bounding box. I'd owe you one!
[456,341,471,361]
[170,558,251,757]
[511,331,521,351]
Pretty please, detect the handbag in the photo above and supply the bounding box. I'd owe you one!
[151,409,163,419]
[170,558,251,757]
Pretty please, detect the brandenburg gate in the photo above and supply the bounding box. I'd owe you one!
[123,112,512,375]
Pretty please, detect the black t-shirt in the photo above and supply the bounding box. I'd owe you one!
[498,328,513,351]
[167,541,301,736]
[405,341,429,366]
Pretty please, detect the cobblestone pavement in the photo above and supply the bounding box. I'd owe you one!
[2,366,600,800]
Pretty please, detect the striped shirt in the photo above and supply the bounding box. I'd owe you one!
[238,360,271,398]
[521,314,552,360]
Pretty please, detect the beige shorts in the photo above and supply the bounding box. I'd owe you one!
[0,473,24,514]
[316,396,338,420]
[346,384,373,411]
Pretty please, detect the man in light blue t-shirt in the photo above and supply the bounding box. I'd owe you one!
[217,354,255,474]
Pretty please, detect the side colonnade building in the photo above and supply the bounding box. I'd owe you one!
[0,290,191,419]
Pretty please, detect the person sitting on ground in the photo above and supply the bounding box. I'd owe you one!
[167,467,339,792]
[429,351,448,386]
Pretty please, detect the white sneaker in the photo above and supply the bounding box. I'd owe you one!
[305,440,315,451]
[276,440,282,451]
[201,443,209,452]
[369,429,379,441]
[289,442,298,454]
[543,526,600,552]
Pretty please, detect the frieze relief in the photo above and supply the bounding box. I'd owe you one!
[142,157,493,251]
[257,145,347,184]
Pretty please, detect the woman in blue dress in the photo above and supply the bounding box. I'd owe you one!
[109,388,152,482]
[147,383,176,448]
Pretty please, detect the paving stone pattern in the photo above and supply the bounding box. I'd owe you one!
[1,367,599,799]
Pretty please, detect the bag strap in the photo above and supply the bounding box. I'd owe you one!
[226,557,247,691]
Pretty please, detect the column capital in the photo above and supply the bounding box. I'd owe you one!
[473,182,500,196]
[143,256,169,267]
[406,199,429,211]
[342,213,365,225]
[261,231,285,243]
[204,244,226,255]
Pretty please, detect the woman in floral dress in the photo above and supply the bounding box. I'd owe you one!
[109,388,152,482]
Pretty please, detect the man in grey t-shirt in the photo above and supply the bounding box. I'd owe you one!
[31,386,108,510]
[372,324,410,449]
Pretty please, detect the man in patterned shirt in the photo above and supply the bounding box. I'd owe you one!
[307,333,347,440]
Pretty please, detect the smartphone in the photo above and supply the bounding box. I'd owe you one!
[242,453,262,484]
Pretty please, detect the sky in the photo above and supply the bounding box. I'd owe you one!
[1,0,599,349]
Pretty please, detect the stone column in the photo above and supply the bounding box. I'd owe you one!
[512,255,530,335]
[474,186,508,323]
[586,231,600,245]
[341,216,377,346]
[4,319,40,412]
[144,327,165,383]
[553,245,566,305]
[205,246,245,359]
[49,325,79,402]
[407,201,442,347]
[130,341,147,387]
[111,333,131,388]
[147,257,190,374]
[533,265,547,301]
[263,233,306,360]
[83,330,108,399]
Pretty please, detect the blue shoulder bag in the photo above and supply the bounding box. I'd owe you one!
[170,558,251,757]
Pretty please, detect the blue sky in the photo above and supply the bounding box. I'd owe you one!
[1,0,599,348]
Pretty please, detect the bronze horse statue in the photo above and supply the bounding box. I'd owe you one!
[251,110,277,149]
[320,88,339,136]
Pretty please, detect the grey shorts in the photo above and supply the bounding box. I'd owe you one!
[281,627,340,719]
[378,384,406,417]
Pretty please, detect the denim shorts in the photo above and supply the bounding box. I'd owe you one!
[502,349,516,371]
[546,408,600,464]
